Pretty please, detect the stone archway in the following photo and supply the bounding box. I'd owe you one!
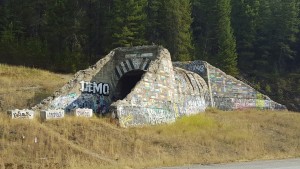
[114,70,145,100]
[114,58,151,80]
[112,58,151,100]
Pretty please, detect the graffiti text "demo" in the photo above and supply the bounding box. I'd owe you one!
[80,81,110,95]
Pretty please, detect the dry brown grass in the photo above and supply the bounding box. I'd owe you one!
[0,109,300,169]
[0,65,300,169]
[0,64,71,111]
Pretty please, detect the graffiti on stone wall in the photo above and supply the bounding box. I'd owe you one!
[233,98,256,109]
[125,52,153,59]
[50,92,108,114]
[121,114,134,126]
[213,96,234,111]
[75,108,93,117]
[173,60,208,79]
[178,96,206,116]
[49,93,78,110]
[205,64,284,110]
[32,46,286,128]
[173,68,208,116]
[213,95,264,110]
[213,95,283,111]
[80,81,110,96]
[255,93,266,109]
[117,106,176,127]
[122,56,176,110]
[186,61,207,77]
[66,94,108,114]
[66,94,94,111]
[116,92,206,127]
[41,109,64,120]
[9,109,34,119]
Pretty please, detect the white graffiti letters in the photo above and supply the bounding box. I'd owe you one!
[9,109,34,119]
[75,108,93,118]
[41,110,65,120]
[80,81,110,95]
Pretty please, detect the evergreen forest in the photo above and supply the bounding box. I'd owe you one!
[0,0,299,111]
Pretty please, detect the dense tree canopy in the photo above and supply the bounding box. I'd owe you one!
[192,0,238,75]
[0,0,300,76]
[0,0,300,109]
[1,0,300,110]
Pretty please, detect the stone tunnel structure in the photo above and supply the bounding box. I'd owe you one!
[33,46,286,127]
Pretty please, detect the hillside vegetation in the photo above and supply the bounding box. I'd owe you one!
[1,109,300,169]
[0,64,71,111]
[0,65,300,169]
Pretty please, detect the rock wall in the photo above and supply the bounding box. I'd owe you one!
[173,61,287,110]
[33,46,159,115]
[34,46,209,127]
[111,48,208,127]
[32,50,115,113]
[173,67,208,117]
[34,46,286,127]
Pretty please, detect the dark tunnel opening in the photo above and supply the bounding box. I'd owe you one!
[115,70,145,100]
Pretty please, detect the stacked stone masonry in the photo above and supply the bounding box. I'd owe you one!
[173,61,287,111]
[32,46,286,127]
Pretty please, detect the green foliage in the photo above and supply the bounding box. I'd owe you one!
[110,0,148,48]
[192,0,239,76]
[231,0,260,73]
[145,0,194,61]
[231,0,300,75]
[164,0,194,61]
[265,84,272,93]
[216,0,239,76]
[145,0,164,44]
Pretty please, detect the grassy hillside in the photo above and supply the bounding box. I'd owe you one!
[0,109,300,169]
[0,64,300,169]
[0,64,71,111]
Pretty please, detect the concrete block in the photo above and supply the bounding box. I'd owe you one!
[74,108,93,118]
[8,109,34,119]
[41,109,64,121]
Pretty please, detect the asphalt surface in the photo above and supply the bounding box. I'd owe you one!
[155,158,300,169]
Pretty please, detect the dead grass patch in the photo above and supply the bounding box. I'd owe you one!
[0,64,71,111]
[2,109,299,169]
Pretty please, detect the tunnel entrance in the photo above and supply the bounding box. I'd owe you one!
[115,70,145,100]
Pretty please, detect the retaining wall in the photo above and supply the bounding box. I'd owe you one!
[33,46,286,127]
[173,61,287,110]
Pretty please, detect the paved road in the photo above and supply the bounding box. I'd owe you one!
[155,158,300,169]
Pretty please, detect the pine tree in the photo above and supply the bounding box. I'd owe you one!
[176,0,194,61]
[151,0,194,61]
[81,0,113,63]
[192,0,239,76]
[0,1,9,36]
[231,0,260,73]
[110,0,147,48]
[191,0,208,61]
[45,0,87,72]
[254,0,299,74]
[269,0,299,73]
[216,0,238,75]
[145,0,164,45]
